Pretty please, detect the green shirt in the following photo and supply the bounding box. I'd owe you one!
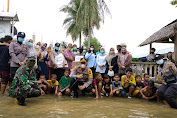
[59,76,72,89]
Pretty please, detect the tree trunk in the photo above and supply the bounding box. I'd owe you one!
[79,32,81,47]
[88,27,91,48]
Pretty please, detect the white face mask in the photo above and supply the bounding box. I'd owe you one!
[80,64,86,68]
[90,48,94,51]
[156,59,164,65]
[35,45,40,49]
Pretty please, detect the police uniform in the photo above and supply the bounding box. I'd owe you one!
[9,32,29,79]
[70,58,93,97]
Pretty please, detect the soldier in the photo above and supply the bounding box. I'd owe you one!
[9,56,45,106]
[70,58,93,98]
[9,32,29,79]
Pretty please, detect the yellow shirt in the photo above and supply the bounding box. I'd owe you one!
[47,80,59,87]
[121,75,136,88]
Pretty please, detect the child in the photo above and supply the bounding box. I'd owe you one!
[101,75,113,96]
[39,75,51,93]
[47,74,59,95]
[111,74,126,97]
[140,80,157,101]
[133,75,145,97]
[121,68,136,98]
[58,69,72,96]
[143,74,150,87]
[92,72,103,99]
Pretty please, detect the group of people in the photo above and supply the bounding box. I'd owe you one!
[0,32,177,109]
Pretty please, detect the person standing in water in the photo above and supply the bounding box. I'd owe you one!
[0,36,12,96]
[9,56,45,106]
[9,32,29,79]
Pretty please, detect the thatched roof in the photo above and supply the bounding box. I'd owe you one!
[139,19,177,47]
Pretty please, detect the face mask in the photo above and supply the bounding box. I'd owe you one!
[122,52,126,55]
[41,46,46,51]
[18,37,24,42]
[27,42,33,48]
[35,45,40,49]
[156,59,164,65]
[73,47,77,51]
[100,50,104,54]
[27,61,35,67]
[90,48,94,51]
[118,49,121,51]
[80,64,86,68]
[83,50,86,53]
[55,47,59,51]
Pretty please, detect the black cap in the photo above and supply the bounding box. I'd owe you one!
[17,32,26,38]
[55,43,60,47]
[155,54,164,60]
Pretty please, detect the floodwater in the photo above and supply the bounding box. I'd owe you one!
[0,94,177,118]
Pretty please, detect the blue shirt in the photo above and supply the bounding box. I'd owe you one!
[85,52,96,68]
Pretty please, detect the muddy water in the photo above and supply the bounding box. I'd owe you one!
[0,94,177,118]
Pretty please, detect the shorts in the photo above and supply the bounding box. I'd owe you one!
[50,87,55,94]
[0,71,11,84]
[124,83,135,93]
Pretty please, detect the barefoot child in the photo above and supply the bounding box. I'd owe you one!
[92,72,103,99]
[111,74,126,97]
[58,69,72,96]
[140,80,157,101]
[101,75,113,96]
[133,75,145,97]
[121,68,136,98]
[47,74,59,95]
[39,75,51,93]
[143,74,150,87]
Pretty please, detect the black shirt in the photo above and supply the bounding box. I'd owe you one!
[136,82,145,89]
[0,45,10,71]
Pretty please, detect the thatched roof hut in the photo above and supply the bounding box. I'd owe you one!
[139,19,177,60]
[139,19,177,47]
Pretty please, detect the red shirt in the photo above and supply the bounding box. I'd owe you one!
[92,78,102,87]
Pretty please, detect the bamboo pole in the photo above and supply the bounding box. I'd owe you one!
[7,0,10,12]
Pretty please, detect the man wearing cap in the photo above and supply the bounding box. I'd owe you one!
[9,32,29,79]
[51,43,68,81]
[156,54,177,109]
[9,56,45,106]
[70,58,93,98]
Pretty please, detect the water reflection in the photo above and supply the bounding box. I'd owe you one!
[0,94,177,118]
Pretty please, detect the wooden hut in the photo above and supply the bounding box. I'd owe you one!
[139,19,177,60]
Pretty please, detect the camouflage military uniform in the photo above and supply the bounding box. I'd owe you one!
[9,65,41,98]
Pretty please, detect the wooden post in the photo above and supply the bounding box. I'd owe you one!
[7,0,10,12]
[174,34,177,61]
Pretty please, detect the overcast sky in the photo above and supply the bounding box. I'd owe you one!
[0,0,177,57]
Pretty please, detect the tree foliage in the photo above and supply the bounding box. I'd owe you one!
[83,37,101,52]
[171,0,177,6]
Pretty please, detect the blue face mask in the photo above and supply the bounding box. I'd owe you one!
[100,50,104,54]
[55,47,59,50]
[18,37,24,42]
[156,59,164,65]
[27,42,33,47]
[83,50,86,53]
[73,47,77,50]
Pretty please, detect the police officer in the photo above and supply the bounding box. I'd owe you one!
[156,54,177,109]
[9,32,29,79]
[70,58,93,98]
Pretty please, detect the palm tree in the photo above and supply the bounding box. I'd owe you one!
[76,0,111,47]
[60,0,82,46]
[171,0,177,5]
